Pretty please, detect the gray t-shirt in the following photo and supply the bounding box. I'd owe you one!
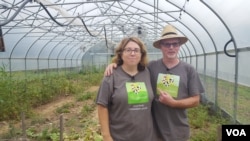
[96,66,156,141]
[148,59,205,141]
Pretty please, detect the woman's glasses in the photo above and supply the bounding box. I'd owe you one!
[123,48,141,54]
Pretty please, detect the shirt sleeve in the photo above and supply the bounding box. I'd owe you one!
[96,75,113,107]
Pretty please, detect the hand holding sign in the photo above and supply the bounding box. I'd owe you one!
[158,88,176,107]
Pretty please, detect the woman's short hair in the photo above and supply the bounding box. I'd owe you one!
[112,37,148,71]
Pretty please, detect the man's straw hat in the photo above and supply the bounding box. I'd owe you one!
[153,25,188,48]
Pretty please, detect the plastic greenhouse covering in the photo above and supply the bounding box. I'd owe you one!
[0,0,250,139]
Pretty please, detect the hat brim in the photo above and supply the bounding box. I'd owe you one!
[153,35,188,49]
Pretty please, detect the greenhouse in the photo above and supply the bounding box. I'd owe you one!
[0,0,249,140]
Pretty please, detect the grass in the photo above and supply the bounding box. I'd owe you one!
[204,75,250,124]
[188,104,230,141]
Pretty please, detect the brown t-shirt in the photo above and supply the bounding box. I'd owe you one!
[96,66,157,141]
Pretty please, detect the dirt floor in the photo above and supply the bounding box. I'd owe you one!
[0,86,100,140]
[33,85,99,121]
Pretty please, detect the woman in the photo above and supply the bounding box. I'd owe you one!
[96,37,156,141]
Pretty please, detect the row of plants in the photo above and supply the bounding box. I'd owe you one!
[0,66,104,140]
[0,66,103,121]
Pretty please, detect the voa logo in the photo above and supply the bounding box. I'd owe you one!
[226,129,246,136]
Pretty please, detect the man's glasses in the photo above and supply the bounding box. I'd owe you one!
[160,42,180,48]
[123,48,141,54]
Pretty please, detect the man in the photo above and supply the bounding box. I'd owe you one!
[149,25,204,141]
[105,25,205,141]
